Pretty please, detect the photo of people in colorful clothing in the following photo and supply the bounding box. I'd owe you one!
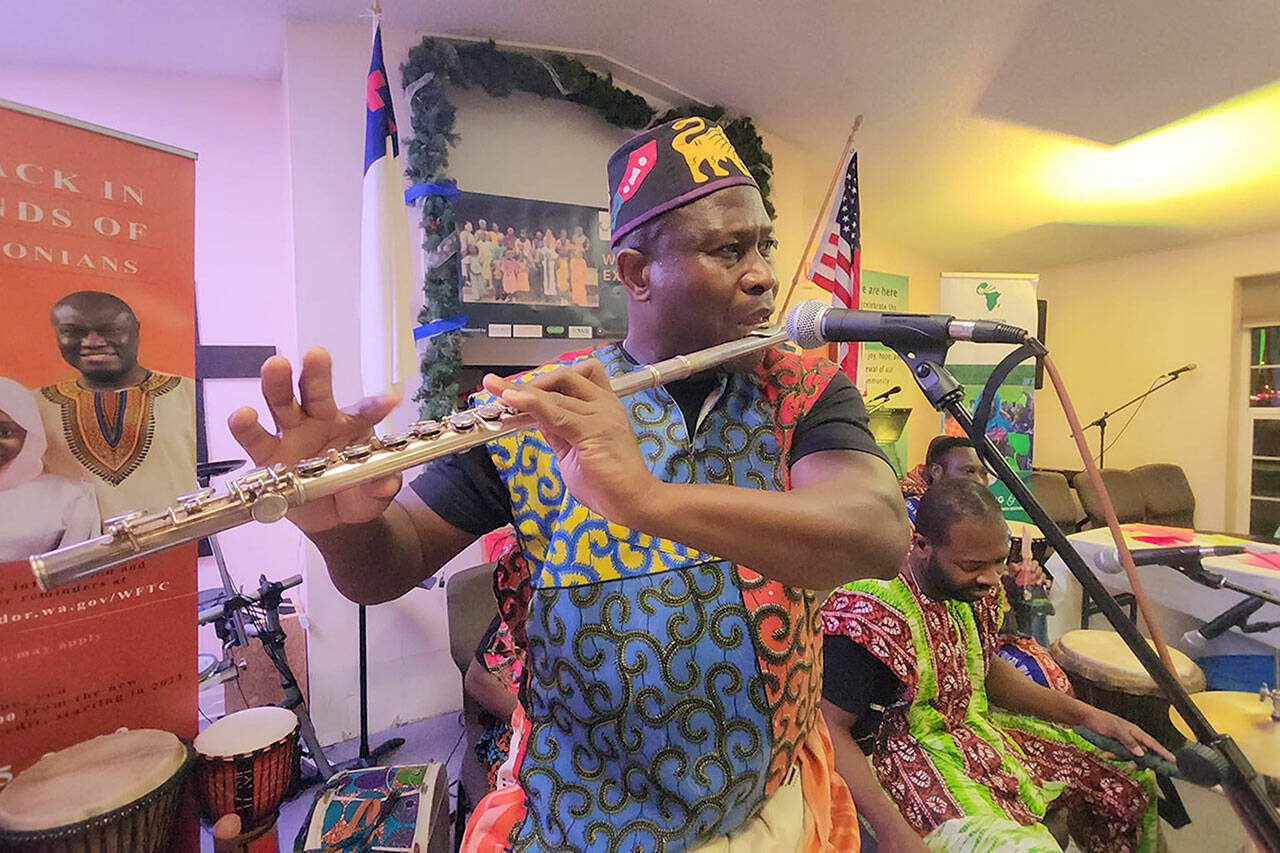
[454,192,628,340]
[457,195,615,309]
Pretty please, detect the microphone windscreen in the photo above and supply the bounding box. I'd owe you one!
[1092,547,1124,574]
[786,301,828,350]
[1181,629,1208,652]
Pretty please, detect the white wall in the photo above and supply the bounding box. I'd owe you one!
[1035,228,1280,532]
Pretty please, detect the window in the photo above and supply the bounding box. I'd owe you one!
[1247,326,1280,535]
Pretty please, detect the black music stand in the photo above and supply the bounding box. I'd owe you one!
[356,603,405,766]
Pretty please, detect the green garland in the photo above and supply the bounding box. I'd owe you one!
[400,37,774,417]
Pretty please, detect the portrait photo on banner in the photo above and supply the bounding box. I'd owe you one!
[455,191,627,339]
[0,106,197,564]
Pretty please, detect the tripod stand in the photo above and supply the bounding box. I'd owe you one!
[201,575,405,784]
[199,574,334,781]
[195,455,404,781]
[1084,367,1193,466]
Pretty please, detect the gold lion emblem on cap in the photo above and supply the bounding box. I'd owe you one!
[670,117,751,184]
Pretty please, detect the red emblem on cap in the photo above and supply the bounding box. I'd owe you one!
[618,140,658,201]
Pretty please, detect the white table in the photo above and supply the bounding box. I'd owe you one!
[1045,525,1280,652]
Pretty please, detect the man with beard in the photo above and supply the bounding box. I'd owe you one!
[820,478,1164,853]
[229,119,910,851]
[38,290,195,519]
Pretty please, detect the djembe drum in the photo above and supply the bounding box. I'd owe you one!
[0,728,191,852]
[193,706,300,832]
[1051,628,1206,749]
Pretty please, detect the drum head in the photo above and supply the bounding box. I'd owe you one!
[1050,629,1206,694]
[195,706,298,758]
[0,729,187,832]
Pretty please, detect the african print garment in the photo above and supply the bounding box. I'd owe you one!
[464,344,857,853]
[821,576,1158,853]
[38,372,197,519]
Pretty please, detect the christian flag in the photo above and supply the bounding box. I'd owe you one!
[360,23,416,396]
[805,151,861,381]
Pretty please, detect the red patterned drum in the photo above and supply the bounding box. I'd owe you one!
[0,728,191,853]
[194,706,300,830]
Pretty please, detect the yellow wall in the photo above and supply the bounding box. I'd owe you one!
[1035,228,1280,531]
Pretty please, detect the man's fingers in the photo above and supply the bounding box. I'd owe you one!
[1136,728,1175,762]
[484,374,594,417]
[497,383,596,427]
[512,361,613,402]
[343,391,402,429]
[261,356,305,431]
[574,358,611,390]
[361,473,403,501]
[496,386,593,446]
[535,366,614,403]
[298,348,340,420]
[1117,730,1145,756]
[228,407,278,465]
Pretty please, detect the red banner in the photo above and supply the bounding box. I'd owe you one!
[0,101,197,799]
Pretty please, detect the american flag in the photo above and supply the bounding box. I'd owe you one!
[806,151,861,380]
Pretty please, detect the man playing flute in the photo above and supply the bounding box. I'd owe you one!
[230,119,909,852]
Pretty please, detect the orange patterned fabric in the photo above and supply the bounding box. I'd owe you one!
[462,717,860,853]
[40,372,182,485]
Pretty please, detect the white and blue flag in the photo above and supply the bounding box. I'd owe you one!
[360,23,416,396]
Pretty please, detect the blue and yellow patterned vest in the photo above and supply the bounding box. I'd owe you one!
[479,343,838,852]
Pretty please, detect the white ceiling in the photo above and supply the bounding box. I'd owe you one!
[5,0,1279,270]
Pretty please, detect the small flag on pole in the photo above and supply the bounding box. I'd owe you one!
[360,22,416,397]
[806,151,861,382]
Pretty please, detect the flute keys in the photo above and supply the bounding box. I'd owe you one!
[411,420,443,439]
[177,487,216,507]
[297,457,329,477]
[380,432,410,450]
[342,444,373,463]
[447,412,477,430]
[477,404,505,421]
[104,509,147,528]
[250,493,290,523]
[103,510,147,537]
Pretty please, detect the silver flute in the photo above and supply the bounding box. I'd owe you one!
[30,327,789,591]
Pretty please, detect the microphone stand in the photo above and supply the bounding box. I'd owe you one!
[865,386,901,415]
[884,333,1280,851]
[1171,559,1280,609]
[1085,371,1188,466]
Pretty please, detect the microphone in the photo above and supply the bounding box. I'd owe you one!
[1166,363,1197,378]
[1182,596,1267,651]
[785,300,1029,350]
[1072,728,1227,787]
[867,385,902,404]
[1092,545,1246,575]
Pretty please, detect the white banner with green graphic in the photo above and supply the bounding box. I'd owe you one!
[860,270,912,476]
[941,273,1039,522]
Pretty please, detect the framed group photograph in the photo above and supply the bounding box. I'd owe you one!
[454,192,627,342]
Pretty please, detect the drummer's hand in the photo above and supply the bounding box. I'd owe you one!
[228,347,402,534]
[1079,706,1176,763]
[483,360,657,526]
[1021,558,1048,588]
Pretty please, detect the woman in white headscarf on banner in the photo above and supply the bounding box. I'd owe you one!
[0,376,100,561]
